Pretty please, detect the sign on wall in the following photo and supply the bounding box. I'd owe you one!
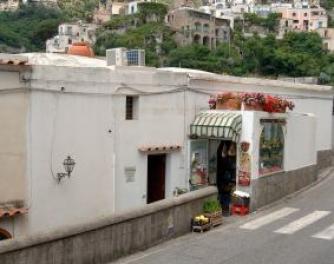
[238,141,251,186]
[124,166,136,182]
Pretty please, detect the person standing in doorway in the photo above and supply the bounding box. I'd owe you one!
[216,141,236,216]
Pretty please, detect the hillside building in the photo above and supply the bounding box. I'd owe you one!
[46,21,98,54]
[93,0,128,24]
[166,7,230,49]
[278,6,328,37]
[0,0,20,11]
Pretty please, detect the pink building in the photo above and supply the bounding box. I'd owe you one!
[279,7,327,37]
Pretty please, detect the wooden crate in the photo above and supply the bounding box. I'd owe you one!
[192,222,211,232]
[204,211,223,227]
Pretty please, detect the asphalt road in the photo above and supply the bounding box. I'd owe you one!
[113,170,334,264]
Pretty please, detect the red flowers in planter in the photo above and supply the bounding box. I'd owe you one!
[208,92,295,113]
[263,95,295,113]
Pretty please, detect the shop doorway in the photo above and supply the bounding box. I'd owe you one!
[0,228,12,241]
[216,141,237,215]
[147,154,166,204]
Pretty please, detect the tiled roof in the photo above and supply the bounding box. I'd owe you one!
[0,54,29,66]
[0,58,28,66]
[138,145,182,153]
[0,206,28,218]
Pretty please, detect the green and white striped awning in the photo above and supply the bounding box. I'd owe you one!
[190,111,242,142]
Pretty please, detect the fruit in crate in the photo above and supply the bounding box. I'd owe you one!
[194,215,209,225]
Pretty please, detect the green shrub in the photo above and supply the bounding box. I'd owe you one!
[203,199,221,213]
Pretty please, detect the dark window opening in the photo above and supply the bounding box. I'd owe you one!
[125,96,138,120]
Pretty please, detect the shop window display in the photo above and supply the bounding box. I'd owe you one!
[259,120,285,175]
[190,140,209,189]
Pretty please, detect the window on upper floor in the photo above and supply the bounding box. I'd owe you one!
[292,12,296,16]
[125,96,139,120]
[67,26,72,35]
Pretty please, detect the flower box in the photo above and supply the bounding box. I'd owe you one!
[209,92,295,113]
[242,102,263,111]
[216,98,241,110]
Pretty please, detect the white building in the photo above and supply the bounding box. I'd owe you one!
[124,0,157,15]
[46,21,98,54]
[0,53,332,240]
[0,0,20,11]
[93,0,128,24]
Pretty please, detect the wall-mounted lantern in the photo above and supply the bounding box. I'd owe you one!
[56,156,75,183]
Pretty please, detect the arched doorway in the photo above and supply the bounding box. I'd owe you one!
[0,228,12,241]
[203,36,210,47]
[193,34,201,44]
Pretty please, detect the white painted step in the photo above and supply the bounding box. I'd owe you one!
[275,211,331,235]
[240,207,299,230]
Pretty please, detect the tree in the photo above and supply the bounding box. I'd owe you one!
[58,0,98,21]
[0,5,65,52]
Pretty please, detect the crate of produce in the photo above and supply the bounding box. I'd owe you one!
[203,199,223,227]
[192,215,211,232]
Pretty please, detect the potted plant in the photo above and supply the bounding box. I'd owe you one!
[203,199,223,227]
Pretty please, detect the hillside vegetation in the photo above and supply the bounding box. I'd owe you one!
[1,2,334,84]
[0,5,65,52]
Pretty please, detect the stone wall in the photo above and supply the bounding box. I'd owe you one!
[251,150,333,210]
[317,149,333,170]
[0,187,217,264]
[251,165,317,210]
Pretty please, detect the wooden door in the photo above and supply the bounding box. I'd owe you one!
[147,154,166,204]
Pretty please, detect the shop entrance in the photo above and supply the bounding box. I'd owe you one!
[0,228,12,240]
[216,141,237,215]
[147,154,166,204]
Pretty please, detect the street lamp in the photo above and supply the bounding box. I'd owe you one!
[56,156,75,183]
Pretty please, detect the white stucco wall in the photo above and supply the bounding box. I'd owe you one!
[24,91,115,235]
[293,98,332,151]
[114,93,188,210]
[284,113,317,170]
[250,111,316,178]
[0,92,27,205]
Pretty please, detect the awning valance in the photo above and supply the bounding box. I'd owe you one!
[190,111,242,142]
